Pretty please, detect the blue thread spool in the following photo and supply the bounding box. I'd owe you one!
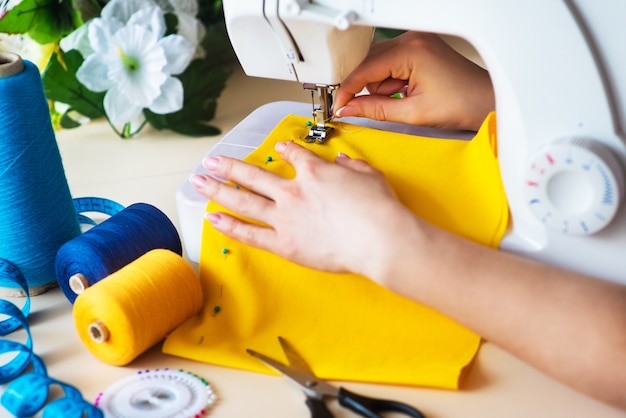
[55,202,183,303]
[0,53,81,297]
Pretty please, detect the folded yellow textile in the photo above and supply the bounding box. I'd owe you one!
[164,112,508,389]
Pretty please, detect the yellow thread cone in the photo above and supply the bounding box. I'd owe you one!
[73,249,202,366]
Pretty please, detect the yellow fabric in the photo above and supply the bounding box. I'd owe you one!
[164,112,508,389]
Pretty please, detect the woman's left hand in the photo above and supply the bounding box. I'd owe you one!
[190,140,416,277]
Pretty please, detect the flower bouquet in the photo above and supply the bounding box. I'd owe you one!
[0,0,234,138]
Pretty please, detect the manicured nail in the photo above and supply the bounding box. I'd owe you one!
[275,142,287,152]
[190,174,206,188]
[337,152,351,159]
[205,212,222,223]
[202,157,219,171]
[335,106,345,117]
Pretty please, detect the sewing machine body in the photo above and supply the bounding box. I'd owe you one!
[177,0,626,283]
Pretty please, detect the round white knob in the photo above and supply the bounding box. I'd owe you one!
[335,10,357,30]
[524,137,624,235]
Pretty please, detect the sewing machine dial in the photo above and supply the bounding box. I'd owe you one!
[524,137,624,235]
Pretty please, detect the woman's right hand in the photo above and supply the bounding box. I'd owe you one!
[333,31,495,132]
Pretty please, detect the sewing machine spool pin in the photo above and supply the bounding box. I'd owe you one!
[303,83,337,143]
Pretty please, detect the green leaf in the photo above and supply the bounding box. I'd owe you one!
[145,60,231,137]
[375,28,406,40]
[42,50,105,121]
[0,0,83,44]
[59,109,84,129]
[73,0,104,22]
[201,22,237,68]
[0,0,38,33]
[198,0,224,26]
[164,12,178,36]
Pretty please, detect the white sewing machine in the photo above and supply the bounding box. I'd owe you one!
[177,0,626,284]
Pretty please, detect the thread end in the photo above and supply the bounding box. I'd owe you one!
[69,273,89,295]
[88,320,110,343]
[0,52,24,78]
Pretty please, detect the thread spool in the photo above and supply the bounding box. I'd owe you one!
[55,202,183,303]
[0,52,24,77]
[73,249,203,366]
[0,53,81,297]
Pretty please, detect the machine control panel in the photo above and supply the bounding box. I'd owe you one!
[524,137,624,235]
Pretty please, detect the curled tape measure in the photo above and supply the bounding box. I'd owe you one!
[0,197,124,417]
[0,280,102,417]
[0,259,30,335]
[95,369,217,418]
[74,196,125,227]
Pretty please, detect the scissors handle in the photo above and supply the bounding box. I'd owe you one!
[305,397,334,418]
[338,387,425,418]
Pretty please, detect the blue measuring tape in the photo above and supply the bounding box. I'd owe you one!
[0,276,103,417]
[0,260,30,335]
[0,197,124,417]
[73,196,125,227]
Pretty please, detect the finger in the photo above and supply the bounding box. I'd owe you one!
[205,211,277,251]
[190,174,274,223]
[334,66,386,114]
[203,155,284,197]
[334,70,410,117]
[335,31,441,116]
[335,152,376,174]
[274,140,326,168]
[334,60,395,113]
[334,48,414,114]
[365,78,408,97]
[335,94,420,124]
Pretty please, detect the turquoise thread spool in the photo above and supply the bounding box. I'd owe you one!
[0,53,81,296]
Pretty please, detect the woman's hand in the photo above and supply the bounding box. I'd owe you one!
[333,31,495,131]
[188,30,626,409]
[190,141,418,278]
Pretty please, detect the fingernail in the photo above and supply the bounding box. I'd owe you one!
[335,106,345,117]
[337,152,351,159]
[275,142,287,152]
[202,157,219,171]
[190,174,206,187]
[205,212,222,223]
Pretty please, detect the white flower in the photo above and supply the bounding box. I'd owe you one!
[0,0,19,18]
[61,0,195,128]
[59,24,93,58]
[153,0,206,59]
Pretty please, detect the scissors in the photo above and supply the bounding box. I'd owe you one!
[246,337,426,418]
